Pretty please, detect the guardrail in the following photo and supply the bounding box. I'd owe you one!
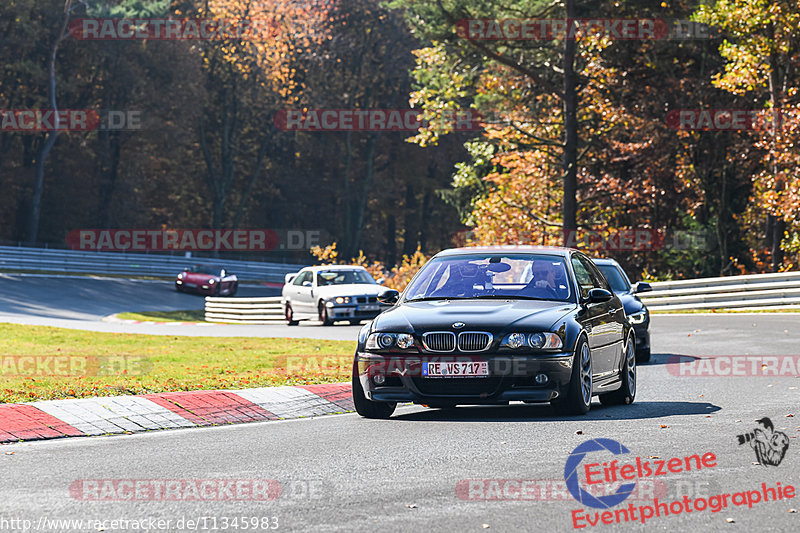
[205,296,284,323]
[642,271,800,311]
[0,245,304,283]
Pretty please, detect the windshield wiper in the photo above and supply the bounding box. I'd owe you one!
[407,296,472,302]
[470,294,553,301]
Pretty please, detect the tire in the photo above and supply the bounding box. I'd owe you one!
[636,346,651,364]
[175,284,184,293]
[600,333,637,406]
[213,284,220,296]
[285,304,299,326]
[318,302,333,326]
[553,336,592,415]
[352,361,396,419]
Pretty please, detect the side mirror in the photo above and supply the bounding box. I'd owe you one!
[303,280,312,287]
[587,287,613,304]
[377,289,400,305]
[634,282,652,293]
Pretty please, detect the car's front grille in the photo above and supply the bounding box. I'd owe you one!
[356,296,378,303]
[422,332,456,352]
[413,377,503,396]
[457,332,492,352]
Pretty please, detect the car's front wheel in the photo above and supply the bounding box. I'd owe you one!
[285,304,299,326]
[318,302,333,326]
[352,361,396,419]
[636,346,651,364]
[600,333,637,406]
[553,336,592,415]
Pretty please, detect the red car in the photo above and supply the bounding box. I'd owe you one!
[175,265,238,296]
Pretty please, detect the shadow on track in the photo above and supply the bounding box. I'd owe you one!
[392,400,721,423]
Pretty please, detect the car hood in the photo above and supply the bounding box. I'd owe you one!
[372,299,577,334]
[615,292,645,315]
[314,284,389,298]
[182,272,218,282]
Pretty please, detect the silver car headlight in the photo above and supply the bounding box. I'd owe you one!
[501,332,563,350]
[334,296,351,304]
[366,333,415,350]
[628,310,647,324]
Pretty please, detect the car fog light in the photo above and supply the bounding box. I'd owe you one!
[373,374,386,385]
[535,373,549,385]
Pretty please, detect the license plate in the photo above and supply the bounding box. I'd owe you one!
[184,282,197,288]
[422,361,489,377]
[359,304,380,311]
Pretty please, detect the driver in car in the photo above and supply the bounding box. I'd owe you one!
[521,261,561,298]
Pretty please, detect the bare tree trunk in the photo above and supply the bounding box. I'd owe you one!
[27,1,72,243]
[351,133,378,254]
[561,0,578,245]
[767,29,784,272]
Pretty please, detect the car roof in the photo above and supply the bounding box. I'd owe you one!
[301,265,368,272]
[592,258,621,267]
[435,245,577,258]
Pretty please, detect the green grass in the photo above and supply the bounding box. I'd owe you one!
[116,310,206,322]
[0,323,355,404]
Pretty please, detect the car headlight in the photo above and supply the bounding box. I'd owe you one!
[178,273,185,279]
[208,279,215,284]
[366,333,415,351]
[628,310,647,324]
[334,296,351,304]
[501,332,563,350]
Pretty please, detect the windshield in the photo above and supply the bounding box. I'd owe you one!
[316,269,376,286]
[596,264,630,293]
[403,254,572,302]
[192,266,222,276]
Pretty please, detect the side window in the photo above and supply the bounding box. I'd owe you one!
[293,271,310,286]
[579,256,611,291]
[571,257,594,299]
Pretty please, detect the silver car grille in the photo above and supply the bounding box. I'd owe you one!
[421,331,493,352]
[422,332,456,352]
[457,332,493,352]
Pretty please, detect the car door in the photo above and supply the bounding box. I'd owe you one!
[291,271,314,316]
[570,255,604,372]
[579,254,625,378]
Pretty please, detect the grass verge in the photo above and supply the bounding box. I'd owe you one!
[0,323,355,403]
[116,310,206,322]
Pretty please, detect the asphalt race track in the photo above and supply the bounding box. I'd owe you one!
[0,275,361,340]
[1,275,799,531]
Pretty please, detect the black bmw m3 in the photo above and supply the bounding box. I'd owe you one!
[352,246,637,418]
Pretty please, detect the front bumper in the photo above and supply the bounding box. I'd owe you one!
[632,322,650,351]
[357,352,574,405]
[326,303,390,320]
